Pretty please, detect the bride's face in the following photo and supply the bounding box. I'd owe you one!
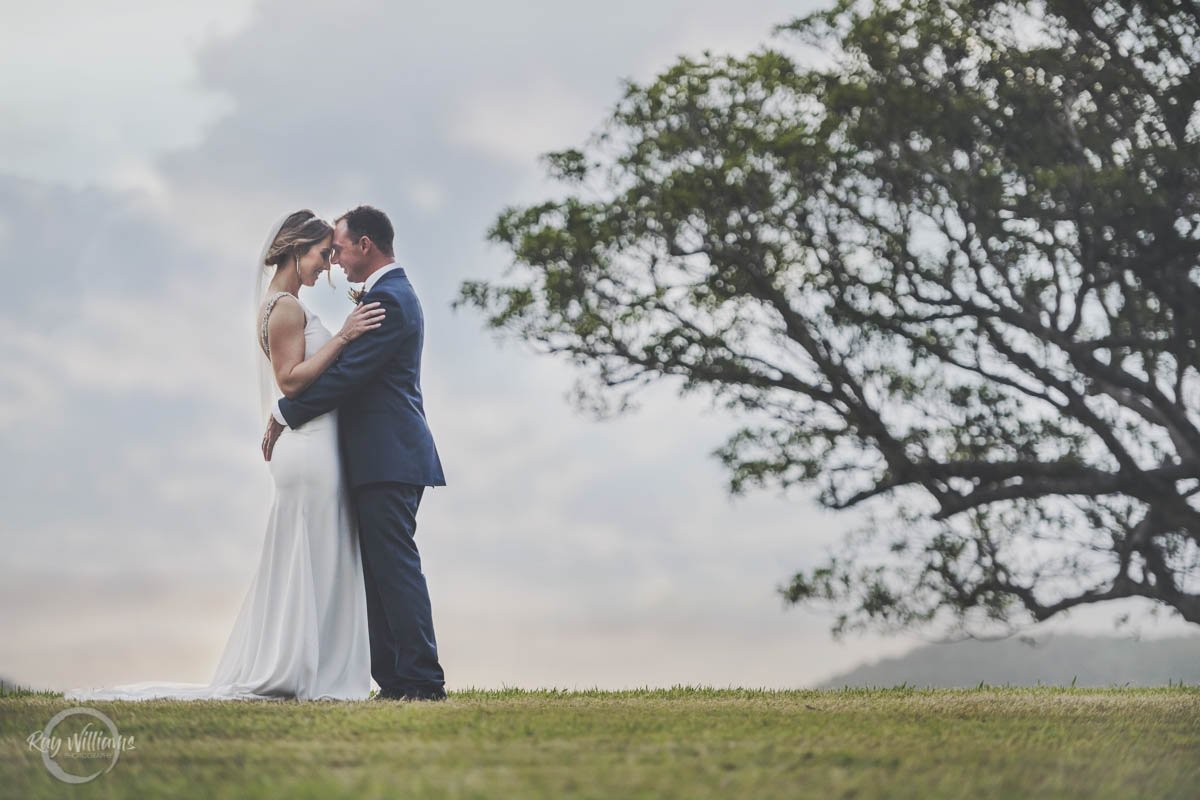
[296,234,334,286]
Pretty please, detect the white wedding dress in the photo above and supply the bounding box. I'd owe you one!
[65,293,372,702]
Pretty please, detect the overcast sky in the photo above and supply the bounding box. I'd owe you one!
[1,0,1189,693]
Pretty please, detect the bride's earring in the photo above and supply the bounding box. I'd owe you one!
[294,254,302,283]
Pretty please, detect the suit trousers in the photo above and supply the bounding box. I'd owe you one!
[352,481,446,693]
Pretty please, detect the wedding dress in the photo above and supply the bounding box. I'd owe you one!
[64,292,372,702]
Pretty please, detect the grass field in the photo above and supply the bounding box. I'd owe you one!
[2,685,1198,799]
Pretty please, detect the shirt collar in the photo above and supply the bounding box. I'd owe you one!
[363,263,402,293]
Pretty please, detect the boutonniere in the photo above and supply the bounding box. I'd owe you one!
[347,286,366,304]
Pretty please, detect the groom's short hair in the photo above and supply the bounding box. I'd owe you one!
[336,205,394,257]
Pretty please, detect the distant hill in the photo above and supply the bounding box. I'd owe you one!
[815,633,1200,689]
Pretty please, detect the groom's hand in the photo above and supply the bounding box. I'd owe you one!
[262,416,285,461]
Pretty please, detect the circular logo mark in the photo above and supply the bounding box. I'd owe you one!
[32,707,128,784]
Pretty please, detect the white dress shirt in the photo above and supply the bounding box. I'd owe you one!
[272,262,400,426]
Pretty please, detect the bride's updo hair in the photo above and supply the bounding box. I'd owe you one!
[263,209,333,267]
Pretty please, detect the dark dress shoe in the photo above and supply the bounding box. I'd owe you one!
[374,687,447,702]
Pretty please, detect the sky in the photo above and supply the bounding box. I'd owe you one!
[1,0,1192,693]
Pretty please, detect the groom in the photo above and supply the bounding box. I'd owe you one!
[262,204,448,702]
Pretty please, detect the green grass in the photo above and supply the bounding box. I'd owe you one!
[2,685,1198,799]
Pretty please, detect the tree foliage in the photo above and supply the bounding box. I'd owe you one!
[455,0,1200,637]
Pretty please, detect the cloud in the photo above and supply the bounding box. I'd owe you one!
[448,77,606,166]
[405,177,448,213]
[0,0,254,190]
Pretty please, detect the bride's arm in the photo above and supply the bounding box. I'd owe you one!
[265,297,385,399]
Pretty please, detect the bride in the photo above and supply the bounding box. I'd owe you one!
[65,210,385,702]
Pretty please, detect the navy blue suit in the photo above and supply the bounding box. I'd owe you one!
[278,266,446,696]
[279,267,445,489]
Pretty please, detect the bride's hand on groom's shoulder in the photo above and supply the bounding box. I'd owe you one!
[338,301,386,344]
[262,416,285,461]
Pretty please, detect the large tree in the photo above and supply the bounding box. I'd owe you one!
[455,0,1200,638]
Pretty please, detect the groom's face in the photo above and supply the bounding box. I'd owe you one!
[331,219,369,283]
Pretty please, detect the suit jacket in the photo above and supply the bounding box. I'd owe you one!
[278,267,447,489]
